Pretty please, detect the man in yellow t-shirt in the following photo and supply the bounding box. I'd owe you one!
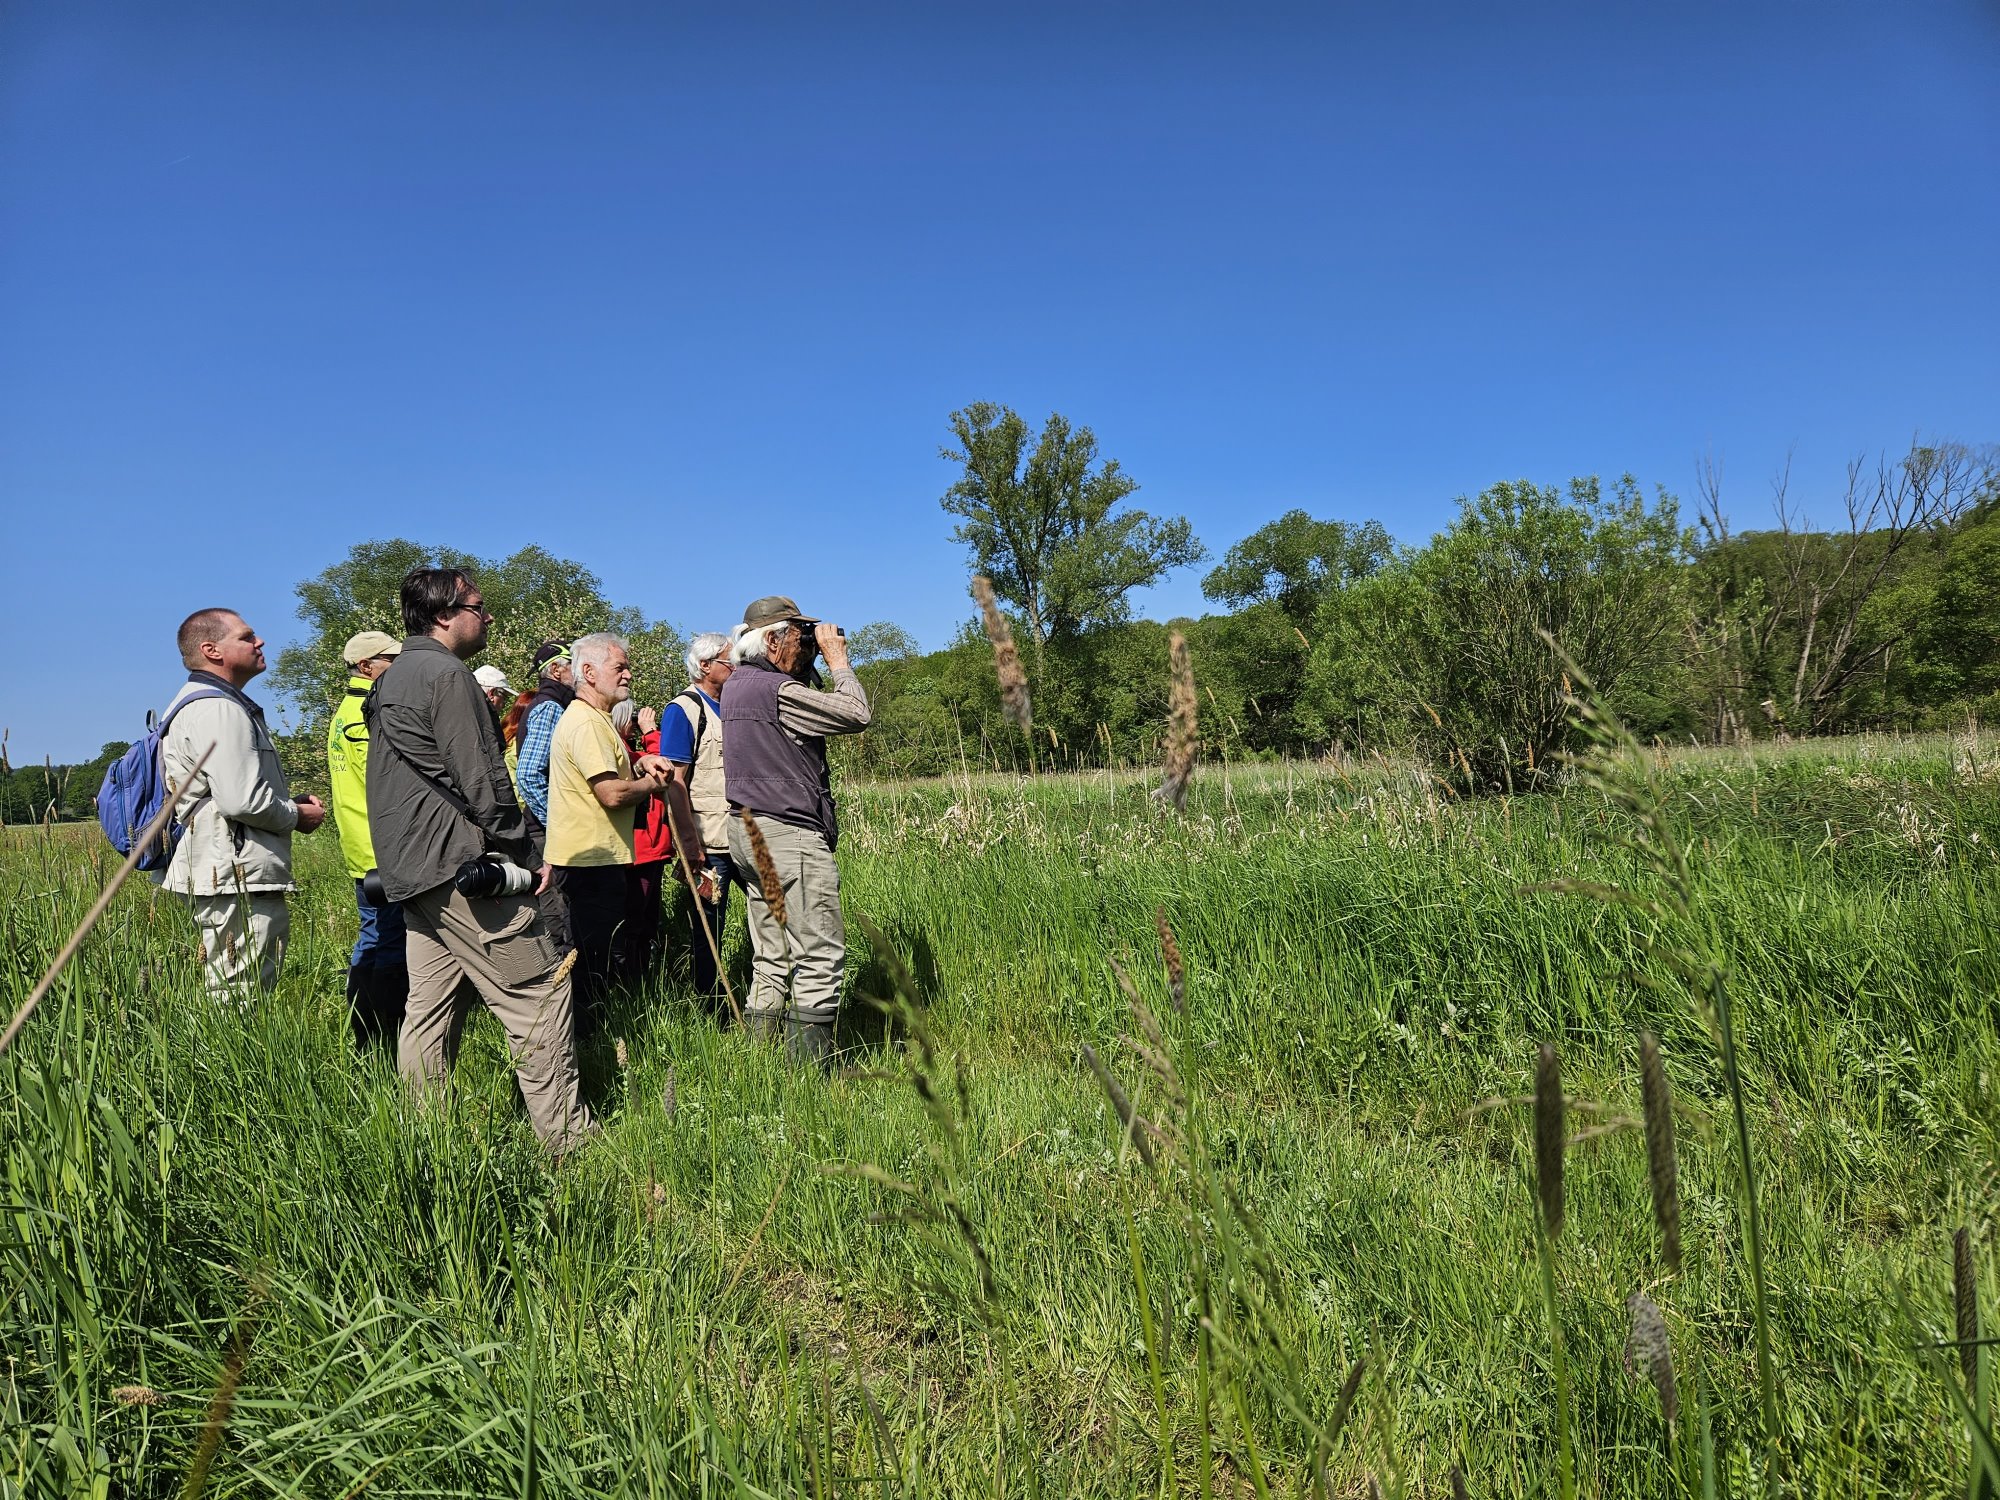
[546,632,673,1035]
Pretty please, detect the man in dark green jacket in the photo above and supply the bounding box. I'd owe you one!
[366,567,594,1154]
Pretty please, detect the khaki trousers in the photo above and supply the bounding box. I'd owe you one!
[398,880,594,1152]
[186,893,289,1000]
[726,815,845,1026]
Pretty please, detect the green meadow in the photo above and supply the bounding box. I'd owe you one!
[5,730,1998,1497]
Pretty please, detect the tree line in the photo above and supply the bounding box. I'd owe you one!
[9,413,1992,822]
[852,410,1998,788]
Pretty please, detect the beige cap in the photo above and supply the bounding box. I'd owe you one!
[342,630,403,666]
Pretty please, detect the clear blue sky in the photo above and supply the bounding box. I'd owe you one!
[4,2,1995,762]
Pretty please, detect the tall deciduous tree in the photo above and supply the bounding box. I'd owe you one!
[1202,510,1393,626]
[272,539,683,752]
[940,403,1205,653]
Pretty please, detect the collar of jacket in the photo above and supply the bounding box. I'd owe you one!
[187,669,267,722]
[345,674,373,698]
[736,656,822,690]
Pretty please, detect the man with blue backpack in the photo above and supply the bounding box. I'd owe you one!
[158,608,325,999]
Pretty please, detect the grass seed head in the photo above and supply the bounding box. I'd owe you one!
[1955,1226,1979,1385]
[1625,1290,1678,1429]
[1639,1031,1682,1274]
[739,810,787,928]
[112,1384,165,1407]
[1079,1042,1156,1169]
[662,1065,677,1120]
[971,575,1032,734]
[1534,1041,1565,1240]
[1154,905,1185,1012]
[1161,631,1198,811]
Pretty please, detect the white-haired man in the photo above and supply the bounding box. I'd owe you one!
[721,596,870,1061]
[661,631,737,1007]
[546,632,674,1035]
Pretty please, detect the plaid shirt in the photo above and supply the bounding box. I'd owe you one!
[515,697,564,825]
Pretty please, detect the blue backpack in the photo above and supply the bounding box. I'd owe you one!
[96,688,232,871]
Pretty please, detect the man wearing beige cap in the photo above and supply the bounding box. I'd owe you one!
[722,595,870,1061]
[472,664,515,721]
[328,630,406,1048]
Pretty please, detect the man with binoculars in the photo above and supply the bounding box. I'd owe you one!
[364,566,594,1153]
[723,594,870,1062]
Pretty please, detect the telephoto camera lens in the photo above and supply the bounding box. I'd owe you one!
[454,855,535,899]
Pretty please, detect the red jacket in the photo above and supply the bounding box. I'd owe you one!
[633,727,673,865]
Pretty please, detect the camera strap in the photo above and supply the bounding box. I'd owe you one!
[362,684,478,826]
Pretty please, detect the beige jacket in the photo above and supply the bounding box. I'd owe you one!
[159,678,300,896]
[669,688,731,852]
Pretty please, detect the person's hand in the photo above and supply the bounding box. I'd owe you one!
[634,753,674,782]
[536,862,553,895]
[815,621,850,671]
[637,705,659,737]
[294,795,327,833]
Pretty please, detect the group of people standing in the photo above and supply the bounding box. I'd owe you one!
[154,570,870,1153]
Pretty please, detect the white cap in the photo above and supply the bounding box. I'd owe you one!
[473,664,515,695]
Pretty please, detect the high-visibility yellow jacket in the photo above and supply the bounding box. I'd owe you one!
[327,674,377,878]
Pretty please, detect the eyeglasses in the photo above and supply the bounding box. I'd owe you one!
[445,597,493,620]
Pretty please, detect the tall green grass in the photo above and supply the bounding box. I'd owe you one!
[2,730,1997,1495]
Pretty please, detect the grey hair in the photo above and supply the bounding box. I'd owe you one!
[729,621,785,665]
[685,631,732,680]
[571,632,628,689]
[610,699,635,733]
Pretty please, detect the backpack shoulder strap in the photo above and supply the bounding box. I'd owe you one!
[154,687,235,737]
[672,689,709,759]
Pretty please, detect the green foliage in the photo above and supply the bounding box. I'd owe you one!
[847,620,921,667]
[0,742,131,825]
[1200,509,1392,626]
[1300,476,1694,786]
[269,538,685,784]
[4,732,1999,1493]
[940,403,1205,652]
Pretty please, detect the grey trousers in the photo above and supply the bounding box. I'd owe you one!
[185,892,289,1001]
[726,815,845,1026]
[398,880,595,1152]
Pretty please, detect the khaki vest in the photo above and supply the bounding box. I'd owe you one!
[672,689,731,852]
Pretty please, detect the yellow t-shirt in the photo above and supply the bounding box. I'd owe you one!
[545,699,637,867]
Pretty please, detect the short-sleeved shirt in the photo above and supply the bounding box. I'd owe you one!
[657,688,718,764]
[545,698,636,867]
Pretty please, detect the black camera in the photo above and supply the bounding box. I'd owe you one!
[454,854,535,900]
[360,868,388,907]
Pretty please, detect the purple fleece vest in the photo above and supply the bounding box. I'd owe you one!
[720,660,839,850]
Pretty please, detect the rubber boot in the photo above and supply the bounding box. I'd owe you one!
[744,1010,785,1043]
[345,965,372,1050]
[349,963,408,1052]
[784,1017,836,1068]
[373,962,409,1049]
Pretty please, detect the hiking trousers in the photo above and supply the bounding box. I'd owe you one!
[726,815,844,1028]
[185,892,289,1001]
[398,880,595,1152]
